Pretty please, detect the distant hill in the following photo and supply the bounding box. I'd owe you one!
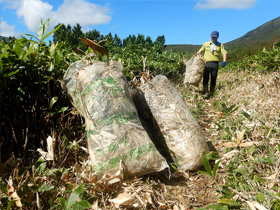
[164,44,200,58]
[227,16,280,46]
[225,16,280,61]
[165,16,280,62]
[0,35,9,42]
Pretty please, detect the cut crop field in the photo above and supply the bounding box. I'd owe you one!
[179,69,280,209]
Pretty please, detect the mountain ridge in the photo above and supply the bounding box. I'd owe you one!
[229,16,280,42]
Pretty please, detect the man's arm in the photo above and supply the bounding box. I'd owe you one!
[223,53,227,62]
[221,53,227,67]
[197,43,205,55]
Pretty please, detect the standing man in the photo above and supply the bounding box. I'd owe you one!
[197,31,227,99]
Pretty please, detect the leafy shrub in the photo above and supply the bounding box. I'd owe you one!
[222,46,280,73]
[0,19,81,163]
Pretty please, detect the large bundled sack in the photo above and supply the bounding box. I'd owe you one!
[184,55,205,87]
[62,60,168,177]
[134,75,209,171]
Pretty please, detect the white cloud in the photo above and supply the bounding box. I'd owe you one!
[3,0,111,33]
[16,0,54,32]
[0,21,21,37]
[53,0,111,26]
[195,0,256,9]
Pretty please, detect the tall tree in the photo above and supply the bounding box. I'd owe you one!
[85,29,101,42]
[145,36,153,49]
[113,34,122,47]
[72,23,84,48]
[53,24,68,43]
[136,34,145,46]
[72,23,83,38]
[105,32,113,42]
[154,35,165,53]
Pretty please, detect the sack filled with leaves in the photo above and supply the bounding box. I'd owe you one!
[132,75,209,171]
[184,55,205,87]
[62,60,168,177]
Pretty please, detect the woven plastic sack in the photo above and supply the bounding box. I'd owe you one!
[184,55,205,87]
[138,75,209,171]
[62,60,168,177]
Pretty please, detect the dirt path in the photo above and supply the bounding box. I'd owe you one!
[170,69,280,209]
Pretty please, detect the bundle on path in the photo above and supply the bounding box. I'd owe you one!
[132,75,209,171]
[184,55,205,87]
[62,60,168,177]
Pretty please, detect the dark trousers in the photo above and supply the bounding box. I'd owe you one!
[203,62,219,93]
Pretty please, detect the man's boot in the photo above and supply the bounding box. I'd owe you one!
[199,86,208,94]
[210,86,215,97]
[204,91,210,99]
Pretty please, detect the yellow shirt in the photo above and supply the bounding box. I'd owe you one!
[198,41,227,62]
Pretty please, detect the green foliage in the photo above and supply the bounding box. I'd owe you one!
[222,46,280,73]
[52,23,117,51]
[213,105,251,142]
[190,94,206,120]
[52,23,185,82]
[53,23,167,54]
[198,203,229,210]
[275,41,280,48]
[220,103,238,116]
[164,44,200,59]
[54,184,91,210]
[0,18,80,163]
[85,39,185,83]
[199,198,242,210]
[198,151,220,181]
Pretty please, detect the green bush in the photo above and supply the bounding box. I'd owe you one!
[0,19,80,162]
[222,46,280,73]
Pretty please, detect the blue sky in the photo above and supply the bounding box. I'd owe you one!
[0,0,279,45]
